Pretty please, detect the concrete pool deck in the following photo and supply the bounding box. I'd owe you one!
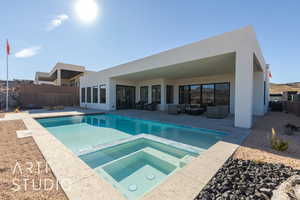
[1,108,250,200]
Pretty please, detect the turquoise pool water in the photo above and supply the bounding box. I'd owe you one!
[37,114,226,153]
[37,114,226,199]
[80,138,198,200]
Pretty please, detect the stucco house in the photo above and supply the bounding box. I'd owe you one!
[80,26,270,128]
[35,62,87,87]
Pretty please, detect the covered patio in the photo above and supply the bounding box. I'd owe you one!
[109,50,266,129]
[80,26,269,128]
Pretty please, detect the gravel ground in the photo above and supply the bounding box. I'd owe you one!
[0,120,68,200]
[234,112,300,169]
[195,158,300,200]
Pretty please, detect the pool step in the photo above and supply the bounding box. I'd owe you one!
[142,147,186,168]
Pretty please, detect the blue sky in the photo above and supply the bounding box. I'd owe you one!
[0,0,299,83]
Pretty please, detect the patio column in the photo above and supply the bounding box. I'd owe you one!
[160,81,166,111]
[148,85,151,103]
[57,69,62,86]
[234,49,254,128]
[108,79,116,110]
[174,85,179,104]
[253,71,265,115]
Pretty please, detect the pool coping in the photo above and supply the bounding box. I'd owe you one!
[4,111,250,200]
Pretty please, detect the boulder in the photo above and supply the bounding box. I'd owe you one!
[272,175,300,200]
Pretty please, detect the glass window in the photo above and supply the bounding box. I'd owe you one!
[179,85,190,104]
[81,88,85,103]
[151,85,161,104]
[93,86,98,103]
[100,85,106,103]
[202,84,214,106]
[215,83,230,106]
[166,85,174,104]
[87,87,91,103]
[140,86,148,103]
[190,85,201,105]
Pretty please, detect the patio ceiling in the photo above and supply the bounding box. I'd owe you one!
[112,52,236,81]
[37,70,83,81]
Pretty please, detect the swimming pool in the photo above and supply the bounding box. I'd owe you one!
[37,113,227,199]
[80,137,199,200]
[37,113,226,153]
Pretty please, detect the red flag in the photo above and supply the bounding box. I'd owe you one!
[6,39,10,55]
[268,71,272,78]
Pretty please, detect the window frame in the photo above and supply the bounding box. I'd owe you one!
[166,85,174,104]
[92,86,98,103]
[99,84,106,104]
[151,85,161,104]
[140,86,149,103]
[81,88,86,103]
[86,87,91,103]
[179,82,230,107]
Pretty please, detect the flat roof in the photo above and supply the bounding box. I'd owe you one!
[36,62,86,81]
[84,25,266,81]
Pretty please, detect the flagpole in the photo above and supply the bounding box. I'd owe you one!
[6,47,8,112]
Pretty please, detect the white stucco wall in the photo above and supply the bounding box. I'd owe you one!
[79,26,269,128]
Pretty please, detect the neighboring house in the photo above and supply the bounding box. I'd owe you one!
[35,62,87,87]
[269,93,283,102]
[80,26,270,128]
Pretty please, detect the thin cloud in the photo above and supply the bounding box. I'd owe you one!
[47,14,69,31]
[15,46,42,58]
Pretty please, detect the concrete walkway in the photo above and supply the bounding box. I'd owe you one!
[110,109,235,132]
[1,107,251,200]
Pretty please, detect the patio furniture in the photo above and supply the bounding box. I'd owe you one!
[167,104,180,114]
[145,103,157,111]
[186,104,204,115]
[189,107,205,115]
[205,105,229,119]
[135,101,146,110]
[178,104,189,113]
[56,105,65,110]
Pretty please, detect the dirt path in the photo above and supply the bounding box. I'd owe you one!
[234,112,300,169]
[0,120,68,200]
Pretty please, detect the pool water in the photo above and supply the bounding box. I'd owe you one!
[81,138,198,200]
[37,114,226,152]
[102,151,176,200]
[37,114,226,199]
[80,138,198,167]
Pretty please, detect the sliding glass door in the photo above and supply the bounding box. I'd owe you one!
[116,85,136,109]
[202,84,214,106]
[215,83,230,106]
[190,85,201,104]
[140,86,148,103]
[179,82,230,107]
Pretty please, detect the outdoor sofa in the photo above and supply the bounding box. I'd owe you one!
[167,104,205,115]
[205,105,229,118]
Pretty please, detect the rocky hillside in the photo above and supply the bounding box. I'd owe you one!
[270,82,300,94]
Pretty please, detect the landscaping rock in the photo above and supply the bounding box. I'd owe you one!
[271,175,300,200]
[195,158,300,200]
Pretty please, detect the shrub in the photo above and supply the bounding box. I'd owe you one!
[14,107,20,113]
[271,128,288,151]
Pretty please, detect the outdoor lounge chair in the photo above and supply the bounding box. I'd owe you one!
[185,104,204,115]
[145,102,157,111]
[205,105,229,118]
[167,104,180,114]
[178,104,188,113]
[135,101,146,110]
